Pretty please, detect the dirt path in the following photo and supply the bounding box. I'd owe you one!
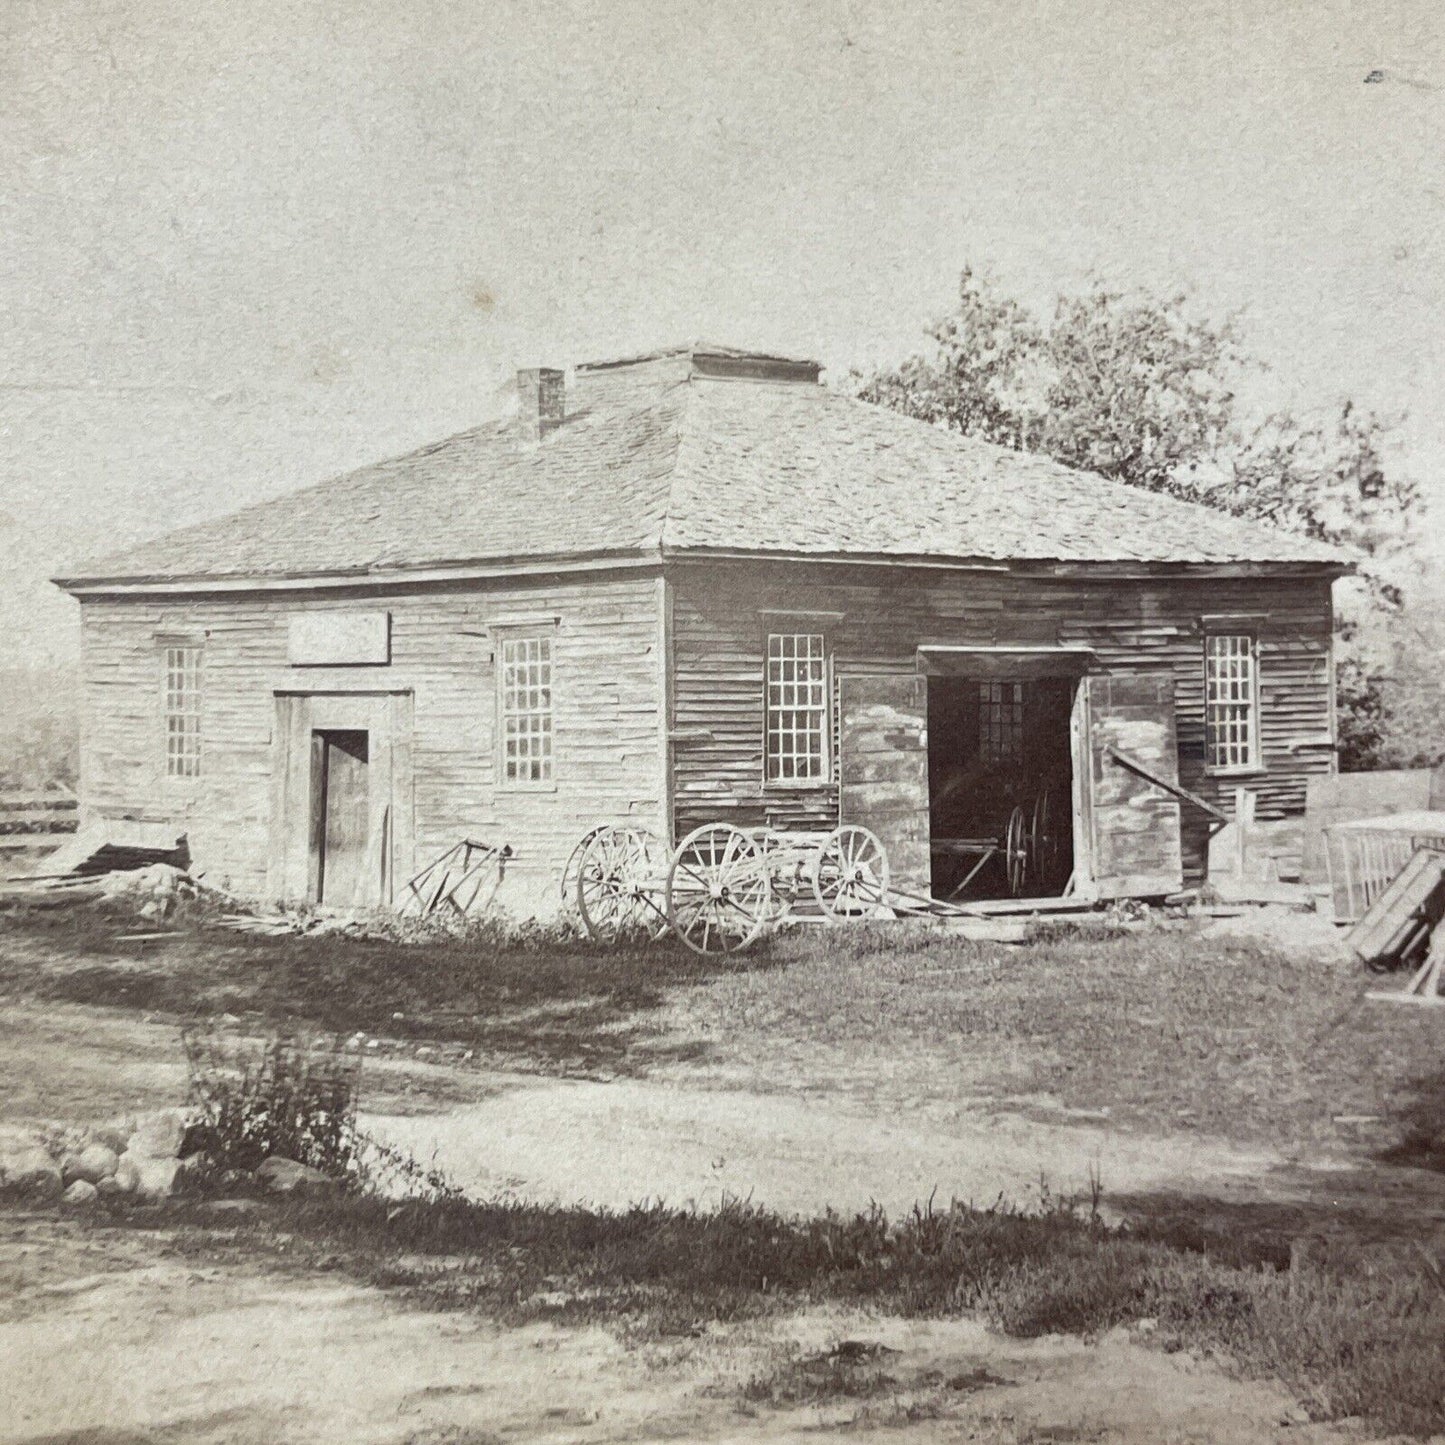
[0,1000,497,1127]
[367,1074,1284,1219]
[0,1214,1355,1445]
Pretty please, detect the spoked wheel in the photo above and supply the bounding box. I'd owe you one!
[1004,805,1029,897]
[813,825,891,922]
[561,825,608,908]
[575,826,668,943]
[666,824,772,956]
[1030,790,1061,891]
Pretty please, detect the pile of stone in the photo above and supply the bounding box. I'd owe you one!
[0,1108,338,1206]
[96,863,230,919]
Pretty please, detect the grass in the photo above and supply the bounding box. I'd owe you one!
[41,1180,1445,1439]
[671,920,1445,1154]
[0,901,741,1072]
[3,907,1445,1434]
[3,904,1445,1156]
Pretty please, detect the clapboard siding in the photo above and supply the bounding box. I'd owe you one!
[79,572,665,912]
[668,561,1334,884]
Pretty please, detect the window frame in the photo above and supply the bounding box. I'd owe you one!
[161,642,204,781]
[977,679,1026,769]
[762,630,833,790]
[1202,630,1262,776]
[495,630,556,792]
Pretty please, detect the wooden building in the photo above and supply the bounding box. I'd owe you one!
[56,344,1348,914]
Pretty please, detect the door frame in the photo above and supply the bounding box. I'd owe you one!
[1070,676,1096,899]
[268,691,415,905]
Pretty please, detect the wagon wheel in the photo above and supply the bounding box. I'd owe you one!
[1030,790,1060,890]
[666,824,773,956]
[1004,805,1029,897]
[560,825,608,907]
[813,825,891,922]
[575,826,668,943]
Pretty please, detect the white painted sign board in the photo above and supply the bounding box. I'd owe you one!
[287,612,391,666]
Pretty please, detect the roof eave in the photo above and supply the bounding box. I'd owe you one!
[54,544,665,597]
[658,544,1351,578]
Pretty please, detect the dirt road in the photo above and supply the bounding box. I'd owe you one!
[367,1074,1284,1219]
[0,1214,1351,1445]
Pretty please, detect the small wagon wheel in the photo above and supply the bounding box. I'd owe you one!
[666,824,772,956]
[1030,789,1060,889]
[576,826,668,943]
[560,825,608,907]
[813,825,891,922]
[1004,805,1029,897]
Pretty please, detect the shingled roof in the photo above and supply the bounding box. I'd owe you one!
[59,344,1345,589]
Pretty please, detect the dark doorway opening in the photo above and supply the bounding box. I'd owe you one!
[927,677,1075,901]
[310,729,370,907]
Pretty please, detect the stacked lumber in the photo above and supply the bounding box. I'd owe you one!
[1347,848,1445,1005]
[0,782,78,852]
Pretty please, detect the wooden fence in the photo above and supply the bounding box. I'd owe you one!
[0,782,79,853]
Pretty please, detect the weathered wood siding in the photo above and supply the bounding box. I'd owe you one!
[667,561,1335,884]
[78,571,665,913]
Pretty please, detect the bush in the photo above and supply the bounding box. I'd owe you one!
[181,1026,363,1177]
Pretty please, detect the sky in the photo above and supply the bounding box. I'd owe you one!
[2,0,1443,669]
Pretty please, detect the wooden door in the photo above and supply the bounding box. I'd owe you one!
[1083,673,1184,899]
[316,730,370,907]
[839,673,931,896]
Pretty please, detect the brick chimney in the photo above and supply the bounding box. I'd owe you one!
[516,367,565,440]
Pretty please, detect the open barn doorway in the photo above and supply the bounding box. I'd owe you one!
[927,674,1076,902]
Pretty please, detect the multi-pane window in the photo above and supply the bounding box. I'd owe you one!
[978,681,1024,767]
[765,633,829,783]
[500,635,553,785]
[164,646,202,778]
[1205,633,1258,770]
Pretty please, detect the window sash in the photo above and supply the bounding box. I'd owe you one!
[765,633,828,783]
[499,635,554,785]
[1204,633,1258,771]
[164,646,202,778]
[978,681,1024,767]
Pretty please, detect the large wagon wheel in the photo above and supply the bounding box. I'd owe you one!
[560,825,608,907]
[666,824,772,956]
[1004,805,1029,897]
[575,826,668,943]
[813,825,891,922]
[1030,789,1061,890]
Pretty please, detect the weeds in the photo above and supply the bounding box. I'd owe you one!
[129,1177,1445,1437]
[181,1025,362,1175]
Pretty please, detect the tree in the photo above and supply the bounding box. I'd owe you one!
[856,268,1434,768]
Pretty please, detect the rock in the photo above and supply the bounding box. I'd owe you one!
[129,1155,182,1200]
[129,1109,186,1160]
[61,1143,120,1186]
[0,1148,63,1200]
[91,1122,132,1155]
[111,1156,141,1194]
[255,1156,337,1196]
[62,1180,99,1207]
